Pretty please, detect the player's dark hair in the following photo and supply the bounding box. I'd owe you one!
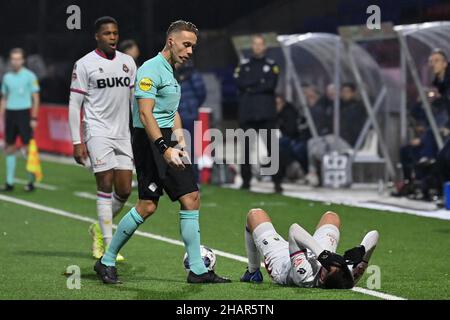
[9,47,25,58]
[431,48,449,62]
[322,267,354,289]
[118,39,138,53]
[94,16,118,33]
[342,82,356,92]
[166,20,198,37]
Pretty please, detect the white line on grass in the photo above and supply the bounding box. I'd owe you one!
[351,287,405,300]
[14,178,58,191]
[0,194,406,300]
[73,191,134,208]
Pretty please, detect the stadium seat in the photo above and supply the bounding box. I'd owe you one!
[352,130,387,183]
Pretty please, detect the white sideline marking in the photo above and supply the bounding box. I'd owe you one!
[351,287,405,300]
[74,191,218,209]
[0,194,406,301]
[250,201,288,207]
[73,191,134,207]
[15,178,58,191]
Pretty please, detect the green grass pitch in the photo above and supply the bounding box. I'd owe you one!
[0,155,449,300]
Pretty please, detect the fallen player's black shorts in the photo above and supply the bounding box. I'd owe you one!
[132,127,198,201]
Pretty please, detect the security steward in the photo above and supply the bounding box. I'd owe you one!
[234,34,280,191]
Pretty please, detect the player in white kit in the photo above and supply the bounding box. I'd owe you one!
[240,208,379,289]
[68,16,137,261]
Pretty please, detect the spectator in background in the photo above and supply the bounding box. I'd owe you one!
[119,39,141,136]
[322,83,337,110]
[119,39,141,65]
[304,84,353,187]
[119,39,142,189]
[234,34,279,191]
[430,49,450,200]
[272,95,310,192]
[339,83,366,147]
[304,84,332,136]
[176,60,206,183]
[410,88,448,128]
[394,88,448,200]
[430,49,450,108]
[397,120,435,196]
[40,64,67,103]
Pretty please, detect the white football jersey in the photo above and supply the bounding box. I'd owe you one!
[70,49,136,140]
[287,249,322,288]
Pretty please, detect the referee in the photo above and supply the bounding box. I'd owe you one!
[0,48,40,192]
[95,20,230,284]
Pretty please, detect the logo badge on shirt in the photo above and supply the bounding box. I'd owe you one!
[99,67,104,73]
[148,183,158,192]
[297,268,306,275]
[123,64,129,73]
[263,65,271,73]
[139,77,153,91]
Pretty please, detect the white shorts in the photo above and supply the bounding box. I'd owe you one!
[254,222,340,285]
[85,137,134,173]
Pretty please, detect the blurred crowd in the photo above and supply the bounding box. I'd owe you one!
[233,35,450,203]
[394,49,450,202]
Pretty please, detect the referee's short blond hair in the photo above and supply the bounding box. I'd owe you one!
[166,20,198,38]
[9,48,25,58]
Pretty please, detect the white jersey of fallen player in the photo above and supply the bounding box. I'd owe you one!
[70,49,136,141]
[286,249,322,288]
[286,223,340,287]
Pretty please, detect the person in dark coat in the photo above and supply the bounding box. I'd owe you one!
[339,83,366,147]
[272,96,310,191]
[234,34,279,191]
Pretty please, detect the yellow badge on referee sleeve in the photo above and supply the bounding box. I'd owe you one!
[138,77,153,91]
[272,65,280,74]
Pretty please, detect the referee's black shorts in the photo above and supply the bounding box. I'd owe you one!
[132,127,198,201]
[5,109,32,145]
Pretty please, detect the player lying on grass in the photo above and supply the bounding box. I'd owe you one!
[241,208,379,289]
